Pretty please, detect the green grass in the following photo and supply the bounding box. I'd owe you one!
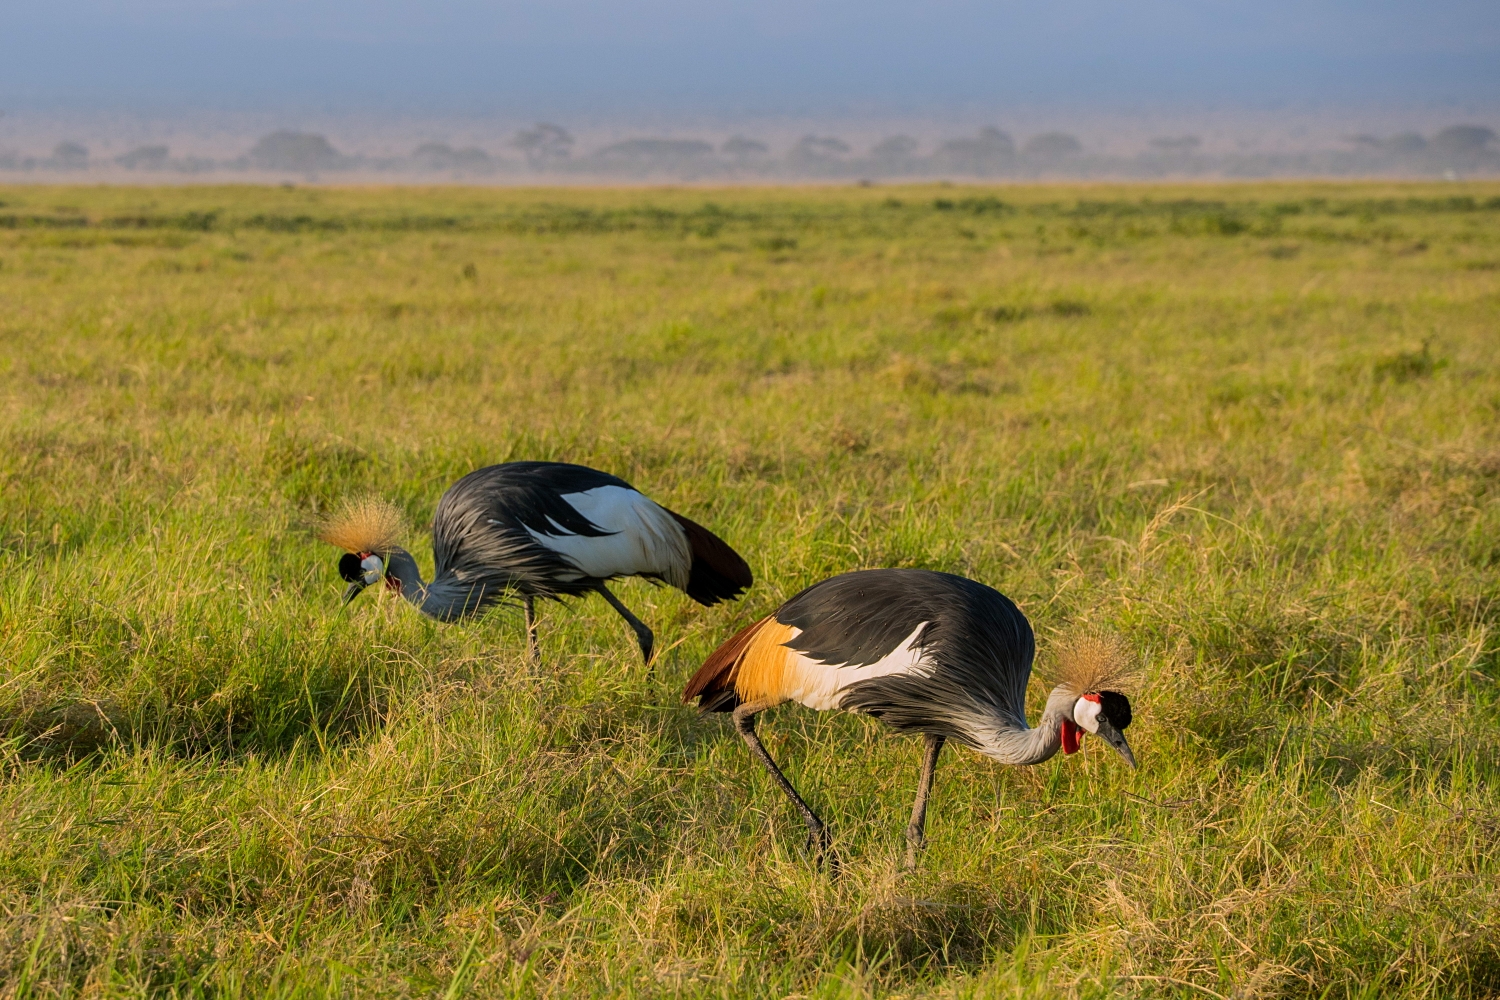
[1,179,1499,998]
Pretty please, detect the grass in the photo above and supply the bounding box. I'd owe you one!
[1,179,1498,998]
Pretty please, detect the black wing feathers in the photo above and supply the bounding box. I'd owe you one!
[452,462,629,541]
[666,510,753,606]
[430,461,631,602]
[777,570,945,666]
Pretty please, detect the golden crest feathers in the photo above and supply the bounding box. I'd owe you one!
[316,496,406,555]
[1043,630,1140,697]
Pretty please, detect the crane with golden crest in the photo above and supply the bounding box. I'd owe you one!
[320,461,753,664]
[684,569,1138,867]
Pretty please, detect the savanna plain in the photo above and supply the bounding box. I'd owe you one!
[1,180,1499,999]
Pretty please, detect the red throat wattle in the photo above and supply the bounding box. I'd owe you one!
[1060,718,1081,754]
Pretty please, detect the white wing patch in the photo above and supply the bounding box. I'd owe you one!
[521,485,691,588]
[786,622,932,712]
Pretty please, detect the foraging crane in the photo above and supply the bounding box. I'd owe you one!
[683,568,1136,867]
[321,461,753,663]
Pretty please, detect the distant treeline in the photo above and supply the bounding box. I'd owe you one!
[3,124,1497,179]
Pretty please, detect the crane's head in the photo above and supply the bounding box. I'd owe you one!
[1047,631,1140,769]
[317,496,405,608]
[1062,691,1135,768]
[338,552,386,604]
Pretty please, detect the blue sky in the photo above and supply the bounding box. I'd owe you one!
[2,0,1496,114]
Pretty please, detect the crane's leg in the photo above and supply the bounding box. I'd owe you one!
[732,700,836,870]
[523,595,541,666]
[594,583,654,667]
[904,732,946,869]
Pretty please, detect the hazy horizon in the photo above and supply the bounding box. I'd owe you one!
[3,1,1497,180]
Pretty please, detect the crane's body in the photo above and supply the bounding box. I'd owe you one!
[684,569,1135,866]
[324,462,753,663]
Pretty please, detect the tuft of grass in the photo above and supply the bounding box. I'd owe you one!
[1,179,1499,998]
[1374,340,1448,383]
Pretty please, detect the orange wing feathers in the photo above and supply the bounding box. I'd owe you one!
[731,620,798,707]
[685,614,801,712]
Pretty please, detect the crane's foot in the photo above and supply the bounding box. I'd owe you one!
[635,628,655,670]
[804,821,839,874]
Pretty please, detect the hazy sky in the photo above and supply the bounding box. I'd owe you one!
[3,0,1497,116]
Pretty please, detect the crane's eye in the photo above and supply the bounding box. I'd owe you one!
[339,553,363,582]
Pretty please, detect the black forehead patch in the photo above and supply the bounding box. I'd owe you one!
[1099,690,1132,729]
[338,552,364,583]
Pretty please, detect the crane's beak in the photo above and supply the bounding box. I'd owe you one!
[342,580,369,604]
[1094,717,1137,769]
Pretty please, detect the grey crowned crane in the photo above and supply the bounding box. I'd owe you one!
[683,568,1137,867]
[320,461,753,664]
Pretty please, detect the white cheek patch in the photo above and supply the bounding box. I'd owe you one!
[360,555,384,584]
[1073,695,1104,734]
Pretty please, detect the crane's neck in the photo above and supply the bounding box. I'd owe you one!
[382,547,431,611]
[382,547,495,622]
[973,685,1075,766]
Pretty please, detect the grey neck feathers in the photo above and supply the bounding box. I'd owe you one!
[973,685,1075,766]
[383,548,430,609]
[383,547,496,622]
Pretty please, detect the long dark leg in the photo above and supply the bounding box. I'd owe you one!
[733,700,835,868]
[523,595,540,666]
[595,583,654,666]
[904,732,946,869]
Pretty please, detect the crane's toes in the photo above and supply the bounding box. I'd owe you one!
[803,824,838,873]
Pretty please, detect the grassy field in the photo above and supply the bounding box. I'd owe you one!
[1,179,1499,998]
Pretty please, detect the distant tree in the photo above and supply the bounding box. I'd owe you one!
[412,143,493,172]
[588,138,714,175]
[595,138,713,159]
[513,123,573,170]
[1023,132,1082,159]
[930,128,1014,175]
[975,126,1015,155]
[247,131,346,172]
[722,136,769,159]
[1431,125,1496,156]
[116,145,170,170]
[791,136,850,160]
[1150,135,1201,152]
[51,141,89,169]
[871,135,919,159]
